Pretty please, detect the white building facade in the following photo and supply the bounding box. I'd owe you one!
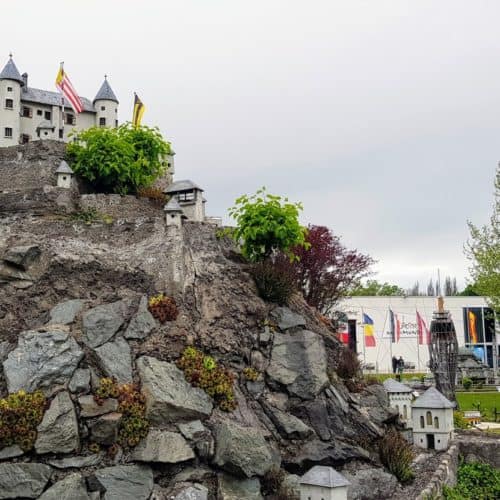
[0,56,118,148]
[336,296,498,373]
[383,378,414,425]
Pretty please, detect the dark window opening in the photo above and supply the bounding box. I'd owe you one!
[101,106,105,111]
[44,111,51,121]
[115,119,118,127]
[37,109,43,116]
[65,113,75,125]
[59,129,63,139]
[99,117,106,127]
[22,106,32,118]
[5,99,13,109]
[177,191,195,202]
[7,86,12,92]
[4,127,13,138]
[21,134,30,144]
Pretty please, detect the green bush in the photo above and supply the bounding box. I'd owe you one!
[251,259,296,305]
[67,123,172,195]
[229,187,309,262]
[443,461,500,500]
[379,429,414,484]
[453,411,470,430]
[462,377,473,390]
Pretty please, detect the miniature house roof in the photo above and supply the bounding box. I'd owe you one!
[0,56,24,85]
[412,387,455,409]
[163,197,183,213]
[164,179,203,194]
[383,378,413,393]
[56,161,73,175]
[93,77,119,104]
[300,466,350,488]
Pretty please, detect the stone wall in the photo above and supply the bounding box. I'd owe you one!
[0,186,76,214]
[79,194,163,220]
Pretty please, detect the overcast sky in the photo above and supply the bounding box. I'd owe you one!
[2,1,497,289]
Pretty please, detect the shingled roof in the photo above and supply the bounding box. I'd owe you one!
[412,387,455,409]
[300,466,350,488]
[22,87,95,113]
[0,57,24,85]
[383,378,413,393]
[164,180,203,194]
[94,78,119,104]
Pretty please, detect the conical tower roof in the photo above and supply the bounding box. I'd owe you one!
[93,76,118,104]
[0,55,24,85]
[163,197,183,213]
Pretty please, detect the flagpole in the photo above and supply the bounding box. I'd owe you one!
[416,308,421,372]
[60,62,65,141]
[389,308,393,373]
[361,307,366,365]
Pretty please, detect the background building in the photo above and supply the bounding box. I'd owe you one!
[0,55,118,147]
[337,296,498,373]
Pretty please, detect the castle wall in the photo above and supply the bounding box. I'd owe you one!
[95,99,118,129]
[79,194,163,220]
[0,79,21,148]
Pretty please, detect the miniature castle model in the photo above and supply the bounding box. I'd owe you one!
[299,465,350,500]
[0,55,118,147]
[411,386,454,451]
[383,378,414,426]
[164,180,206,223]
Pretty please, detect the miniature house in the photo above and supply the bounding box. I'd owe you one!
[411,386,455,451]
[383,378,414,426]
[300,465,350,500]
[55,160,74,189]
[164,180,205,222]
[164,197,185,228]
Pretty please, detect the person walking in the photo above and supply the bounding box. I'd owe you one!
[392,356,398,374]
[396,356,405,381]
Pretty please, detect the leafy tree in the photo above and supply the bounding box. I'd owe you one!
[443,461,500,499]
[67,123,172,195]
[351,279,404,297]
[465,164,500,312]
[229,188,309,262]
[278,225,373,313]
[458,283,479,296]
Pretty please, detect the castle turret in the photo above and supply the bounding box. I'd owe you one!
[93,76,118,128]
[0,54,23,147]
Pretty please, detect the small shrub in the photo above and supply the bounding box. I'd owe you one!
[336,348,361,380]
[177,347,237,412]
[0,390,47,451]
[251,260,296,305]
[243,367,260,382]
[443,461,500,500]
[262,467,299,500]
[462,377,473,390]
[379,429,414,484]
[70,207,113,225]
[148,293,178,323]
[137,186,167,206]
[453,411,470,430]
[94,378,149,449]
[89,442,100,453]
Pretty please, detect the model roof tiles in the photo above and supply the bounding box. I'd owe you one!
[22,87,95,113]
[412,386,455,409]
[164,180,203,193]
[300,465,350,488]
[56,161,73,174]
[93,79,119,104]
[163,197,183,212]
[0,58,24,84]
[383,378,413,393]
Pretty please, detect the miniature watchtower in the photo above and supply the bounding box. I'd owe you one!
[428,296,459,403]
[383,378,414,425]
[300,466,350,500]
[93,76,119,129]
[164,180,205,222]
[56,160,74,188]
[164,197,185,228]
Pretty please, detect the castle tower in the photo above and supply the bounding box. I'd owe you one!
[93,76,118,128]
[0,55,23,147]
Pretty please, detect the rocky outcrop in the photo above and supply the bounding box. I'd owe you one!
[94,337,133,383]
[132,430,195,463]
[218,473,263,500]
[94,465,154,500]
[38,473,91,500]
[82,301,128,348]
[49,299,85,325]
[0,463,52,499]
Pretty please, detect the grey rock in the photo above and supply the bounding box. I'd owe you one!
[69,368,91,393]
[90,412,122,445]
[124,295,156,339]
[327,384,350,414]
[3,244,40,270]
[0,463,52,499]
[38,473,91,500]
[78,395,118,417]
[259,326,272,345]
[0,262,31,282]
[94,337,132,383]
[0,444,23,459]
[47,454,104,468]
[218,473,263,500]
[82,301,127,348]
[246,380,265,397]
[271,307,306,330]
[213,420,279,478]
[265,405,314,440]
[173,484,208,500]
[266,329,328,400]
[131,429,195,463]
[3,328,84,392]
[94,465,153,500]
[35,391,79,454]
[251,350,267,372]
[282,474,300,500]
[49,299,85,325]
[178,420,207,440]
[343,467,398,500]
[137,356,213,425]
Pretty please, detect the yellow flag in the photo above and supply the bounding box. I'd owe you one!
[132,93,145,127]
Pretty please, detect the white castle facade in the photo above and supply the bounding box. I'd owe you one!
[0,55,118,148]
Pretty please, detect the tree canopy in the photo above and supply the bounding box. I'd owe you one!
[351,279,404,297]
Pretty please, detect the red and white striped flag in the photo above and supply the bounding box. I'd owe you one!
[55,64,84,113]
[417,311,430,345]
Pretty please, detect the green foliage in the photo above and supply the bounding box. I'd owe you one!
[458,283,480,296]
[443,461,500,500]
[465,164,500,313]
[350,279,404,296]
[0,389,46,451]
[93,378,149,449]
[243,367,260,382]
[67,123,172,195]
[177,347,237,412]
[251,260,296,305]
[228,187,309,262]
[462,377,473,390]
[70,207,113,225]
[453,411,470,430]
[379,429,415,484]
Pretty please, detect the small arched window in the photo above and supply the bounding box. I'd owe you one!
[420,416,425,428]
[434,416,439,429]
[403,405,408,419]
[395,404,400,416]
[426,411,432,425]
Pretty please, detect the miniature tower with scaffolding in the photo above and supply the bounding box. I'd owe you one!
[428,296,458,403]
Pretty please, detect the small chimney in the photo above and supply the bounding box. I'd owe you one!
[21,72,28,89]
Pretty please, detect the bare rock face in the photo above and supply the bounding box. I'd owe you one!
[82,301,127,348]
[131,430,195,463]
[0,463,52,499]
[212,420,279,478]
[342,467,399,500]
[3,328,84,392]
[136,356,213,425]
[90,412,122,445]
[49,299,85,325]
[38,472,91,500]
[266,329,329,400]
[35,391,79,454]
[3,244,41,270]
[94,465,154,500]
[217,473,263,500]
[124,295,156,339]
[78,395,118,417]
[94,337,133,383]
